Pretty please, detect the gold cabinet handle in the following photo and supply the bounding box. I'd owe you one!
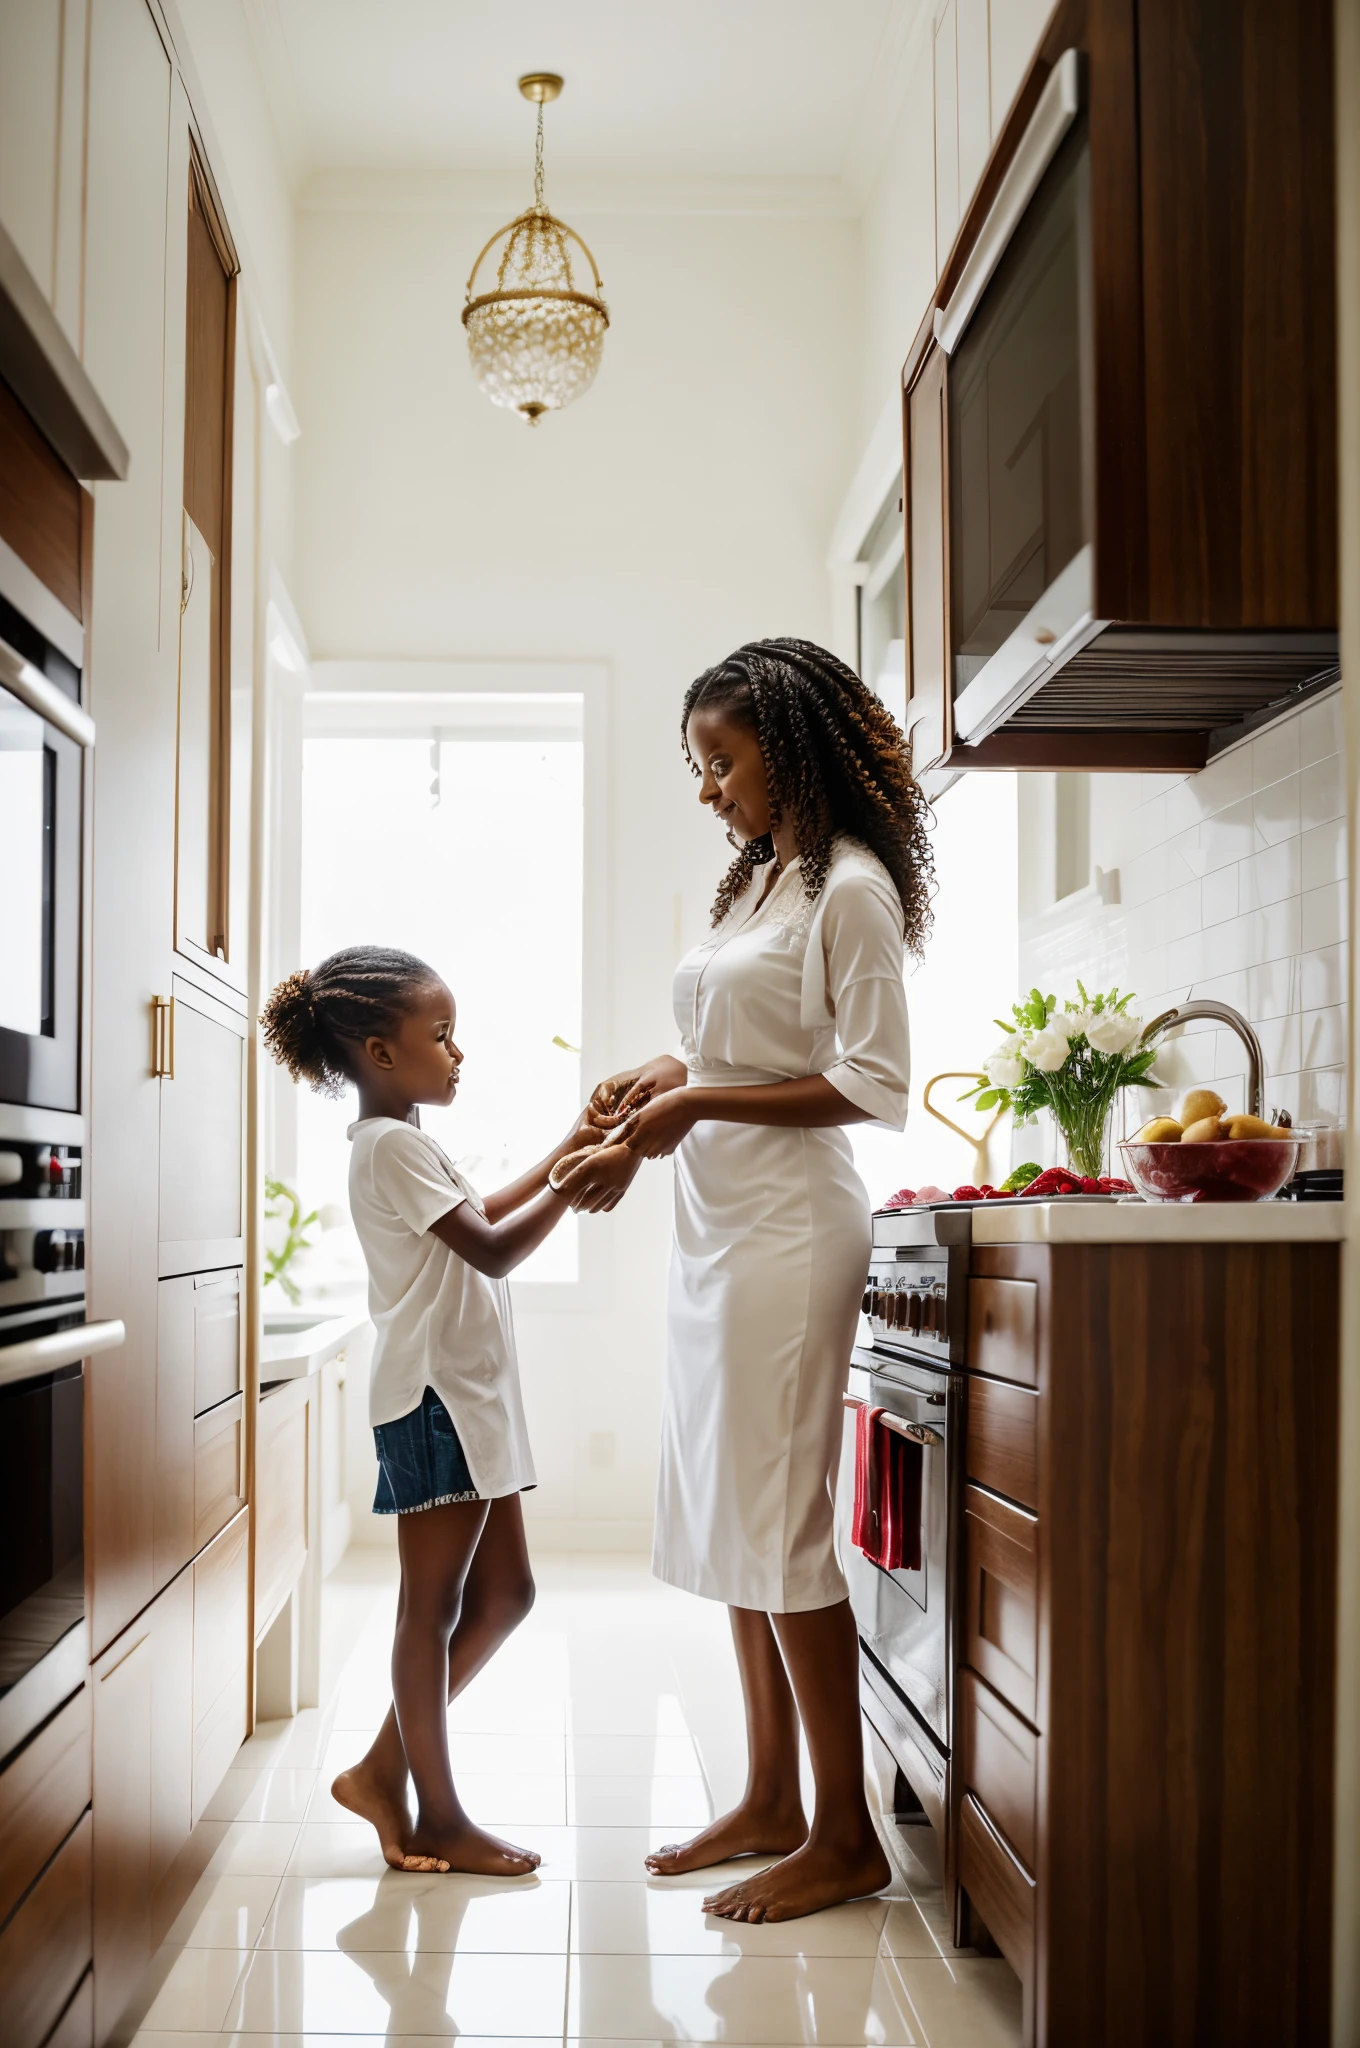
[152,995,176,1079]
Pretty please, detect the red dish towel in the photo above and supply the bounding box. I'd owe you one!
[852,1403,924,1573]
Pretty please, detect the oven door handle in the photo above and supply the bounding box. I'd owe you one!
[843,1392,943,1448]
[0,635,96,749]
[0,1318,126,1390]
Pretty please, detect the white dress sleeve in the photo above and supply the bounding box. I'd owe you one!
[816,866,912,1130]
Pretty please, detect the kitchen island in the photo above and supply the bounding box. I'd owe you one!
[954,1199,1341,2047]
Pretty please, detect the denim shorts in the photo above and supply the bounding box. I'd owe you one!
[372,1386,480,1514]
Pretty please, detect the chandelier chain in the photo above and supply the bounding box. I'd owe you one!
[533,101,545,210]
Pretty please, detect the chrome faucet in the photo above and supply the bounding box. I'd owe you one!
[1140,1000,1266,1119]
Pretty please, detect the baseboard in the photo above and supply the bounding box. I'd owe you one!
[525,1518,654,1553]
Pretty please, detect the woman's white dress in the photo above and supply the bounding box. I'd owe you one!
[653,837,912,1614]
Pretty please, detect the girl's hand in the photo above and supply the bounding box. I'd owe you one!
[616,1089,700,1160]
[588,1056,688,1128]
[556,1139,644,1213]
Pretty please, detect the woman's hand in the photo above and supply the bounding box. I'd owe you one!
[614,1089,700,1160]
[587,1055,688,1129]
[556,1139,645,1213]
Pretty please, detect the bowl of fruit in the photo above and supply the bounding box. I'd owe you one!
[1119,1089,1300,1203]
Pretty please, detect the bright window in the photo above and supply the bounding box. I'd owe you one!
[296,695,584,1282]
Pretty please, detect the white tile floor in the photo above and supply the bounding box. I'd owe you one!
[121,1551,1021,2047]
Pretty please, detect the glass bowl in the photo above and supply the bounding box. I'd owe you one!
[1118,1138,1300,1204]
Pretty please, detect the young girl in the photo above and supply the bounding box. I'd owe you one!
[261,944,596,1876]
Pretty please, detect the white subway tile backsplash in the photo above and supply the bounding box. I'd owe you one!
[1302,880,1347,952]
[1298,690,1343,768]
[1301,752,1345,829]
[1302,818,1346,892]
[1299,942,1348,1011]
[1199,798,1255,873]
[1301,1005,1347,1068]
[1251,719,1301,789]
[1239,837,1301,910]
[1253,772,1301,848]
[1021,699,1347,1125]
[1201,864,1238,926]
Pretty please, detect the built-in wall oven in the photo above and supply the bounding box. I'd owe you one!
[835,1208,969,1852]
[0,567,122,1756]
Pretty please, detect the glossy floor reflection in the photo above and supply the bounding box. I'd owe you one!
[124,1550,1021,2046]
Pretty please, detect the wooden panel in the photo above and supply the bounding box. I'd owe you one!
[967,1276,1037,1386]
[956,1792,1035,2016]
[255,1382,309,1634]
[191,1509,247,1824]
[0,1,63,307]
[88,1326,155,1658]
[1136,0,1335,629]
[1041,1240,1338,2046]
[154,1277,195,1589]
[964,1482,1038,1724]
[194,1393,245,1552]
[0,1808,91,2048]
[966,1376,1037,1509]
[1086,0,1148,623]
[183,168,230,555]
[91,1617,151,2043]
[193,1269,242,1413]
[959,1666,1037,1871]
[0,1686,90,1929]
[159,980,245,1273]
[45,1968,93,2048]
[149,1566,193,1898]
[0,374,83,615]
[905,346,950,771]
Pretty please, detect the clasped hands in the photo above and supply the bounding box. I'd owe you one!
[552,1055,693,1213]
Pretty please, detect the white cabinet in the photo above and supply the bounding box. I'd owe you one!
[956,0,992,210]
[0,1,64,301]
[933,1,961,264]
[990,0,1059,136]
[934,0,1050,275]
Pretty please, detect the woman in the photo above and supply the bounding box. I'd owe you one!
[562,637,933,1923]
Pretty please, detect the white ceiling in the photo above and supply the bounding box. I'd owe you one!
[247,0,924,201]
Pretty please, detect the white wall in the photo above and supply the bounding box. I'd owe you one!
[291,186,862,1544]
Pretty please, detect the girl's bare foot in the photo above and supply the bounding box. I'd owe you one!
[644,1799,807,1877]
[404,1815,541,1877]
[330,1763,414,1871]
[702,1834,891,1922]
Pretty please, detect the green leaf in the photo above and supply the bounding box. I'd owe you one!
[973,1088,1001,1111]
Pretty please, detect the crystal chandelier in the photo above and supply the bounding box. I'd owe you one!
[463,75,609,425]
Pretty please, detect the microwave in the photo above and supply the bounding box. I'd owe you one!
[0,595,89,1115]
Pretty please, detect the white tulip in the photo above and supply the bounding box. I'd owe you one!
[1086,1010,1143,1055]
[1023,1025,1073,1072]
[1049,1010,1084,1040]
[984,1053,1025,1089]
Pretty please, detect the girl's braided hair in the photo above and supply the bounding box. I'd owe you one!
[260,945,441,1098]
[681,637,935,955]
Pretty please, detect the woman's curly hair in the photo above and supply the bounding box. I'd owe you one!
[260,946,440,1098]
[681,637,935,955]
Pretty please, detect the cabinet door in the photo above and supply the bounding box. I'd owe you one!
[905,345,951,772]
[154,1278,196,1589]
[91,1622,152,2043]
[192,1509,248,1824]
[155,1269,243,1585]
[256,1381,309,1638]
[159,976,246,1277]
[149,1566,193,1922]
[0,1809,92,2048]
[88,1328,155,1658]
[0,1,63,303]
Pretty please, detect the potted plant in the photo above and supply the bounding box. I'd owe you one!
[963,985,1159,1181]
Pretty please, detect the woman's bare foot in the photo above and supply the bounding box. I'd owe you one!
[644,1799,808,1877]
[330,1763,414,1871]
[404,1815,541,1878]
[702,1834,891,1921]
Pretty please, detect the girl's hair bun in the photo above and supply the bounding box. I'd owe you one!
[260,946,440,1098]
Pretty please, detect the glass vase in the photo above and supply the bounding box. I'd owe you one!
[1057,1100,1113,1181]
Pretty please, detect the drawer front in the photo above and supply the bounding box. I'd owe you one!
[193,1270,242,1413]
[0,1686,90,1929]
[966,1376,1037,1510]
[963,1482,1038,1724]
[255,1385,309,1631]
[193,1508,248,1728]
[959,1666,1037,1871]
[194,1393,245,1552]
[192,1671,247,1826]
[956,1790,1035,1986]
[967,1277,1037,1386]
[45,1968,93,2048]
[0,1809,92,2048]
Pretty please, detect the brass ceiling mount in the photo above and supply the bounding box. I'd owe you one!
[518,73,563,104]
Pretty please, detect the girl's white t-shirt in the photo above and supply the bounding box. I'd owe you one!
[346,1116,536,1499]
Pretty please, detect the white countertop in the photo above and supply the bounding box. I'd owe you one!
[972,1198,1347,1245]
[259,1307,368,1383]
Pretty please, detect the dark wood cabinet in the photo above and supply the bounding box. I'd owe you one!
[0,1810,92,2048]
[956,1237,1339,2046]
[903,0,1337,784]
